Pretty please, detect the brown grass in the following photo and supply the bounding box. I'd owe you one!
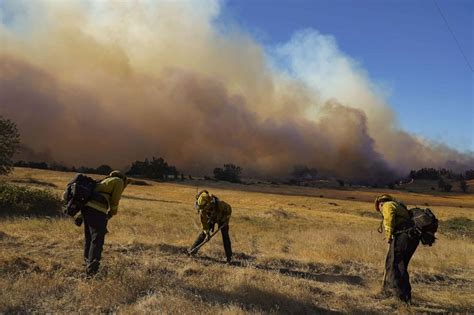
[0,167,473,313]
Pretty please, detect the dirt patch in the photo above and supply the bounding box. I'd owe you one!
[0,257,42,275]
[157,243,189,255]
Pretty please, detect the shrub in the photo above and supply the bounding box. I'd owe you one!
[0,182,62,217]
[0,116,20,175]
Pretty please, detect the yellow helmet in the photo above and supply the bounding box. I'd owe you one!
[109,170,126,179]
[374,194,394,211]
[196,190,212,209]
[108,170,129,187]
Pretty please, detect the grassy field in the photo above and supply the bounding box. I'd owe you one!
[0,168,473,314]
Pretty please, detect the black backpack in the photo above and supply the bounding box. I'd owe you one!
[409,207,438,246]
[63,174,98,217]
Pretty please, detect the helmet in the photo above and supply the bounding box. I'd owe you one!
[195,190,212,209]
[374,194,394,211]
[109,170,128,186]
[109,170,126,179]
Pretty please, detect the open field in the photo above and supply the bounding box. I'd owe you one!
[1,168,473,314]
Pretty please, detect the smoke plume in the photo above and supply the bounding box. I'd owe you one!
[0,0,472,182]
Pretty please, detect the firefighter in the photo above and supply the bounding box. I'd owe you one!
[188,190,232,263]
[82,171,128,277]
[375,194,420,303]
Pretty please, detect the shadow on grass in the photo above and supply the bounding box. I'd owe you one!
[191,253,364,286]
[154,243,365,287]
[122,195,183,204]
[190,284,341,315]
[410,297,474,314]
[10,178,58,188]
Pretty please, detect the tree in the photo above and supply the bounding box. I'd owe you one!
[460,177,468,193]
[0,116,20,175]
[213,163,242,183]
[291,165,318,180]
[127,157,179,180]
[465,169,474,180]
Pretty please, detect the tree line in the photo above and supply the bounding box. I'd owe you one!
[409,167,474,181]
[1,115,472,189]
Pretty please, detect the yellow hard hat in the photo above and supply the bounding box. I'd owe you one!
[109,170,128,187]
[109,170,126,179]
[197,191,212,208]
[374,194,394,211]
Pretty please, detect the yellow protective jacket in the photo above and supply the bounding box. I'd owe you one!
[381,201,411,240]
[198,198,232,233]
[85,177,125,216]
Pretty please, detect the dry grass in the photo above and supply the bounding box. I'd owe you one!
[0,168,473,314]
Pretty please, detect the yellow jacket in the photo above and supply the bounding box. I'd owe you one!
[86,177,125,216]
[197,193,232,232]
[382,201,410,239]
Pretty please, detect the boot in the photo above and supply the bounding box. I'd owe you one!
[86,259,100,278]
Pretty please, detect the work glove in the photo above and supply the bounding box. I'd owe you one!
[204,230,211,241]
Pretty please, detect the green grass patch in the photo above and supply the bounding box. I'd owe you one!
[440,217,474,240]
[0,181,63,217]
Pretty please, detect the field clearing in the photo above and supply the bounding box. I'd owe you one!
[0,168,473,313]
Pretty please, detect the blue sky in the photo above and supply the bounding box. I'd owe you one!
[221,0,473,152]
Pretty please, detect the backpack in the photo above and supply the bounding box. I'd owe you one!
[409,207,438,246]
[63,174,98,217]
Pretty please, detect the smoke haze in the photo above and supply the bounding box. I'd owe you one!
[0,0,472,182]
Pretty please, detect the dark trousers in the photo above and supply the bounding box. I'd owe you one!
[191,224,232,260]
[383,231,420,302]
[82,207,108,275]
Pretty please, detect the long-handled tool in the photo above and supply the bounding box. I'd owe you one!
[188,223,227,255]
[381,243,391,289]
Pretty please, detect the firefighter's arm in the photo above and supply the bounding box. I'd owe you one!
[108,179,124,217]
[382,202,396,240]
[200,213,213,240]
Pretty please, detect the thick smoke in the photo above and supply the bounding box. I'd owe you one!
[0,0,472,182]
